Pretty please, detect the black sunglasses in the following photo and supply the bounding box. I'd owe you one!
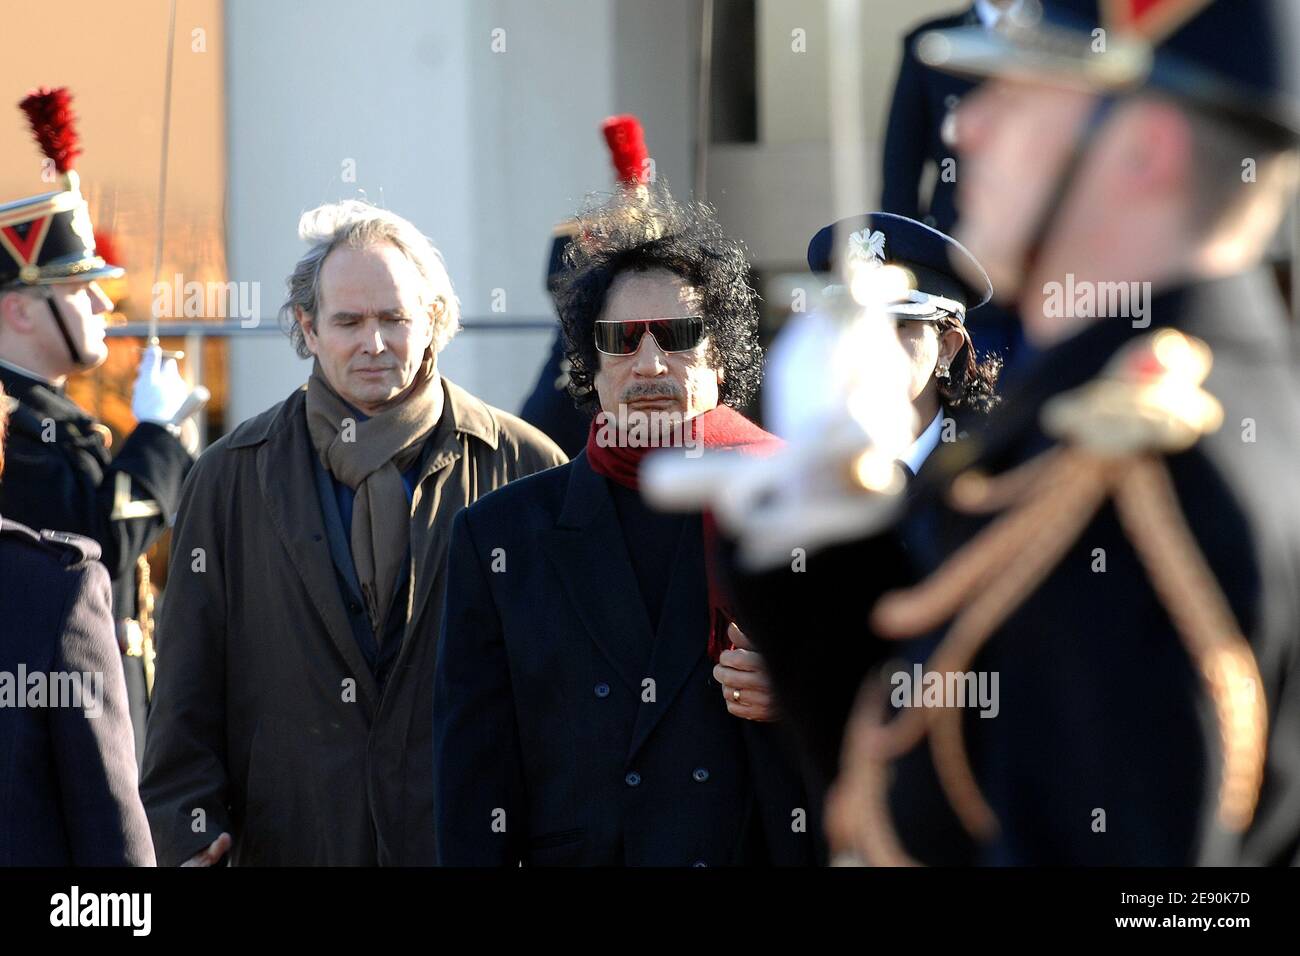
[594,316,705,356]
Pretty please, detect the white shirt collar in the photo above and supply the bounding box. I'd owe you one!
[0,356,55,386]
[901,409,945,475]
[975,0,1022,29]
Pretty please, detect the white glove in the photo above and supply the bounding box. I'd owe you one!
[641,293,916,572]
[132,345,191,425]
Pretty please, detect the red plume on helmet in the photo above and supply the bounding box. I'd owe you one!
[19,87,81,179]
[547,115,653,290]
[1,85,122,289]
[93,230,121,269]
[601,115,650,186]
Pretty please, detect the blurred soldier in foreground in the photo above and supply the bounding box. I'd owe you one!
[143,201,564,866]
[0,383,154,866]
[0,88,197,763]
[649,0,1300,865]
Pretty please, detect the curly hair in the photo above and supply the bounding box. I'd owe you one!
[553,184,763,412]
[935,315,1002,414]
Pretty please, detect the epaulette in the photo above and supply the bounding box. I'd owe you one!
[0,516,101,568]
[1040,326,1223,455]
[826,330,1267,866]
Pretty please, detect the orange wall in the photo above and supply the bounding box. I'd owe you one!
[0,0,227,319]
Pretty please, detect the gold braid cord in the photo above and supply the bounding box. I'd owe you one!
[135,553,157,698]
[1112,457,1267,832]
[827,330,1268,865]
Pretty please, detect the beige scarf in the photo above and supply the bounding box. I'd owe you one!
[305,352,443,641]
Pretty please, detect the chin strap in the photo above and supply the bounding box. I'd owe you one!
[1017,95,1118,292]
[40,291,90,369]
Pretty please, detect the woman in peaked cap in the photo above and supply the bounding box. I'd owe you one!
[806,211,1001,477]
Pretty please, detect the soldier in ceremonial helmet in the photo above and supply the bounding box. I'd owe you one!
[0,88,199,762]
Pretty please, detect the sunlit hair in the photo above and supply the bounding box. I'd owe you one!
[935,315,1002,414]
[279,199,461,358]
[554,182,763,411]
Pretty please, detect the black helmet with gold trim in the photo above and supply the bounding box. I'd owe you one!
[916,0,1300,142]
[0,87,123,289]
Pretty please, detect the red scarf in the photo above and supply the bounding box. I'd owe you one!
[585,404,780,662]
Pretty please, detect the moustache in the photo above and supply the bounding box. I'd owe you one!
[621,384,682,403]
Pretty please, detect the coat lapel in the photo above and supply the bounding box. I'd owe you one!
[539,453,655,693]
[255,396,380,715]
[402,435,462,652]
[625,518,708,762]
[402,377,500,651]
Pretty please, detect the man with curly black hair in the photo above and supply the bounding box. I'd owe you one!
[433,186,815,866]
[551,187,764,417]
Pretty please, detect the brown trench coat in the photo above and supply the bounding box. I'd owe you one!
[141,377,566,865]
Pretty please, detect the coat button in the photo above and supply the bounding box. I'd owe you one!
[625,771,641,788]
[349,602,363,616]
[594,682,610,698]
[691,859,708,868]
[692,767,710,783]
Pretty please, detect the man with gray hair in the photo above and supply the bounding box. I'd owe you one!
[141,200,565,865]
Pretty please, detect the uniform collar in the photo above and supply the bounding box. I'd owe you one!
[0,357,81,421]
[0,356,57,389]
[902,408,945,475]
